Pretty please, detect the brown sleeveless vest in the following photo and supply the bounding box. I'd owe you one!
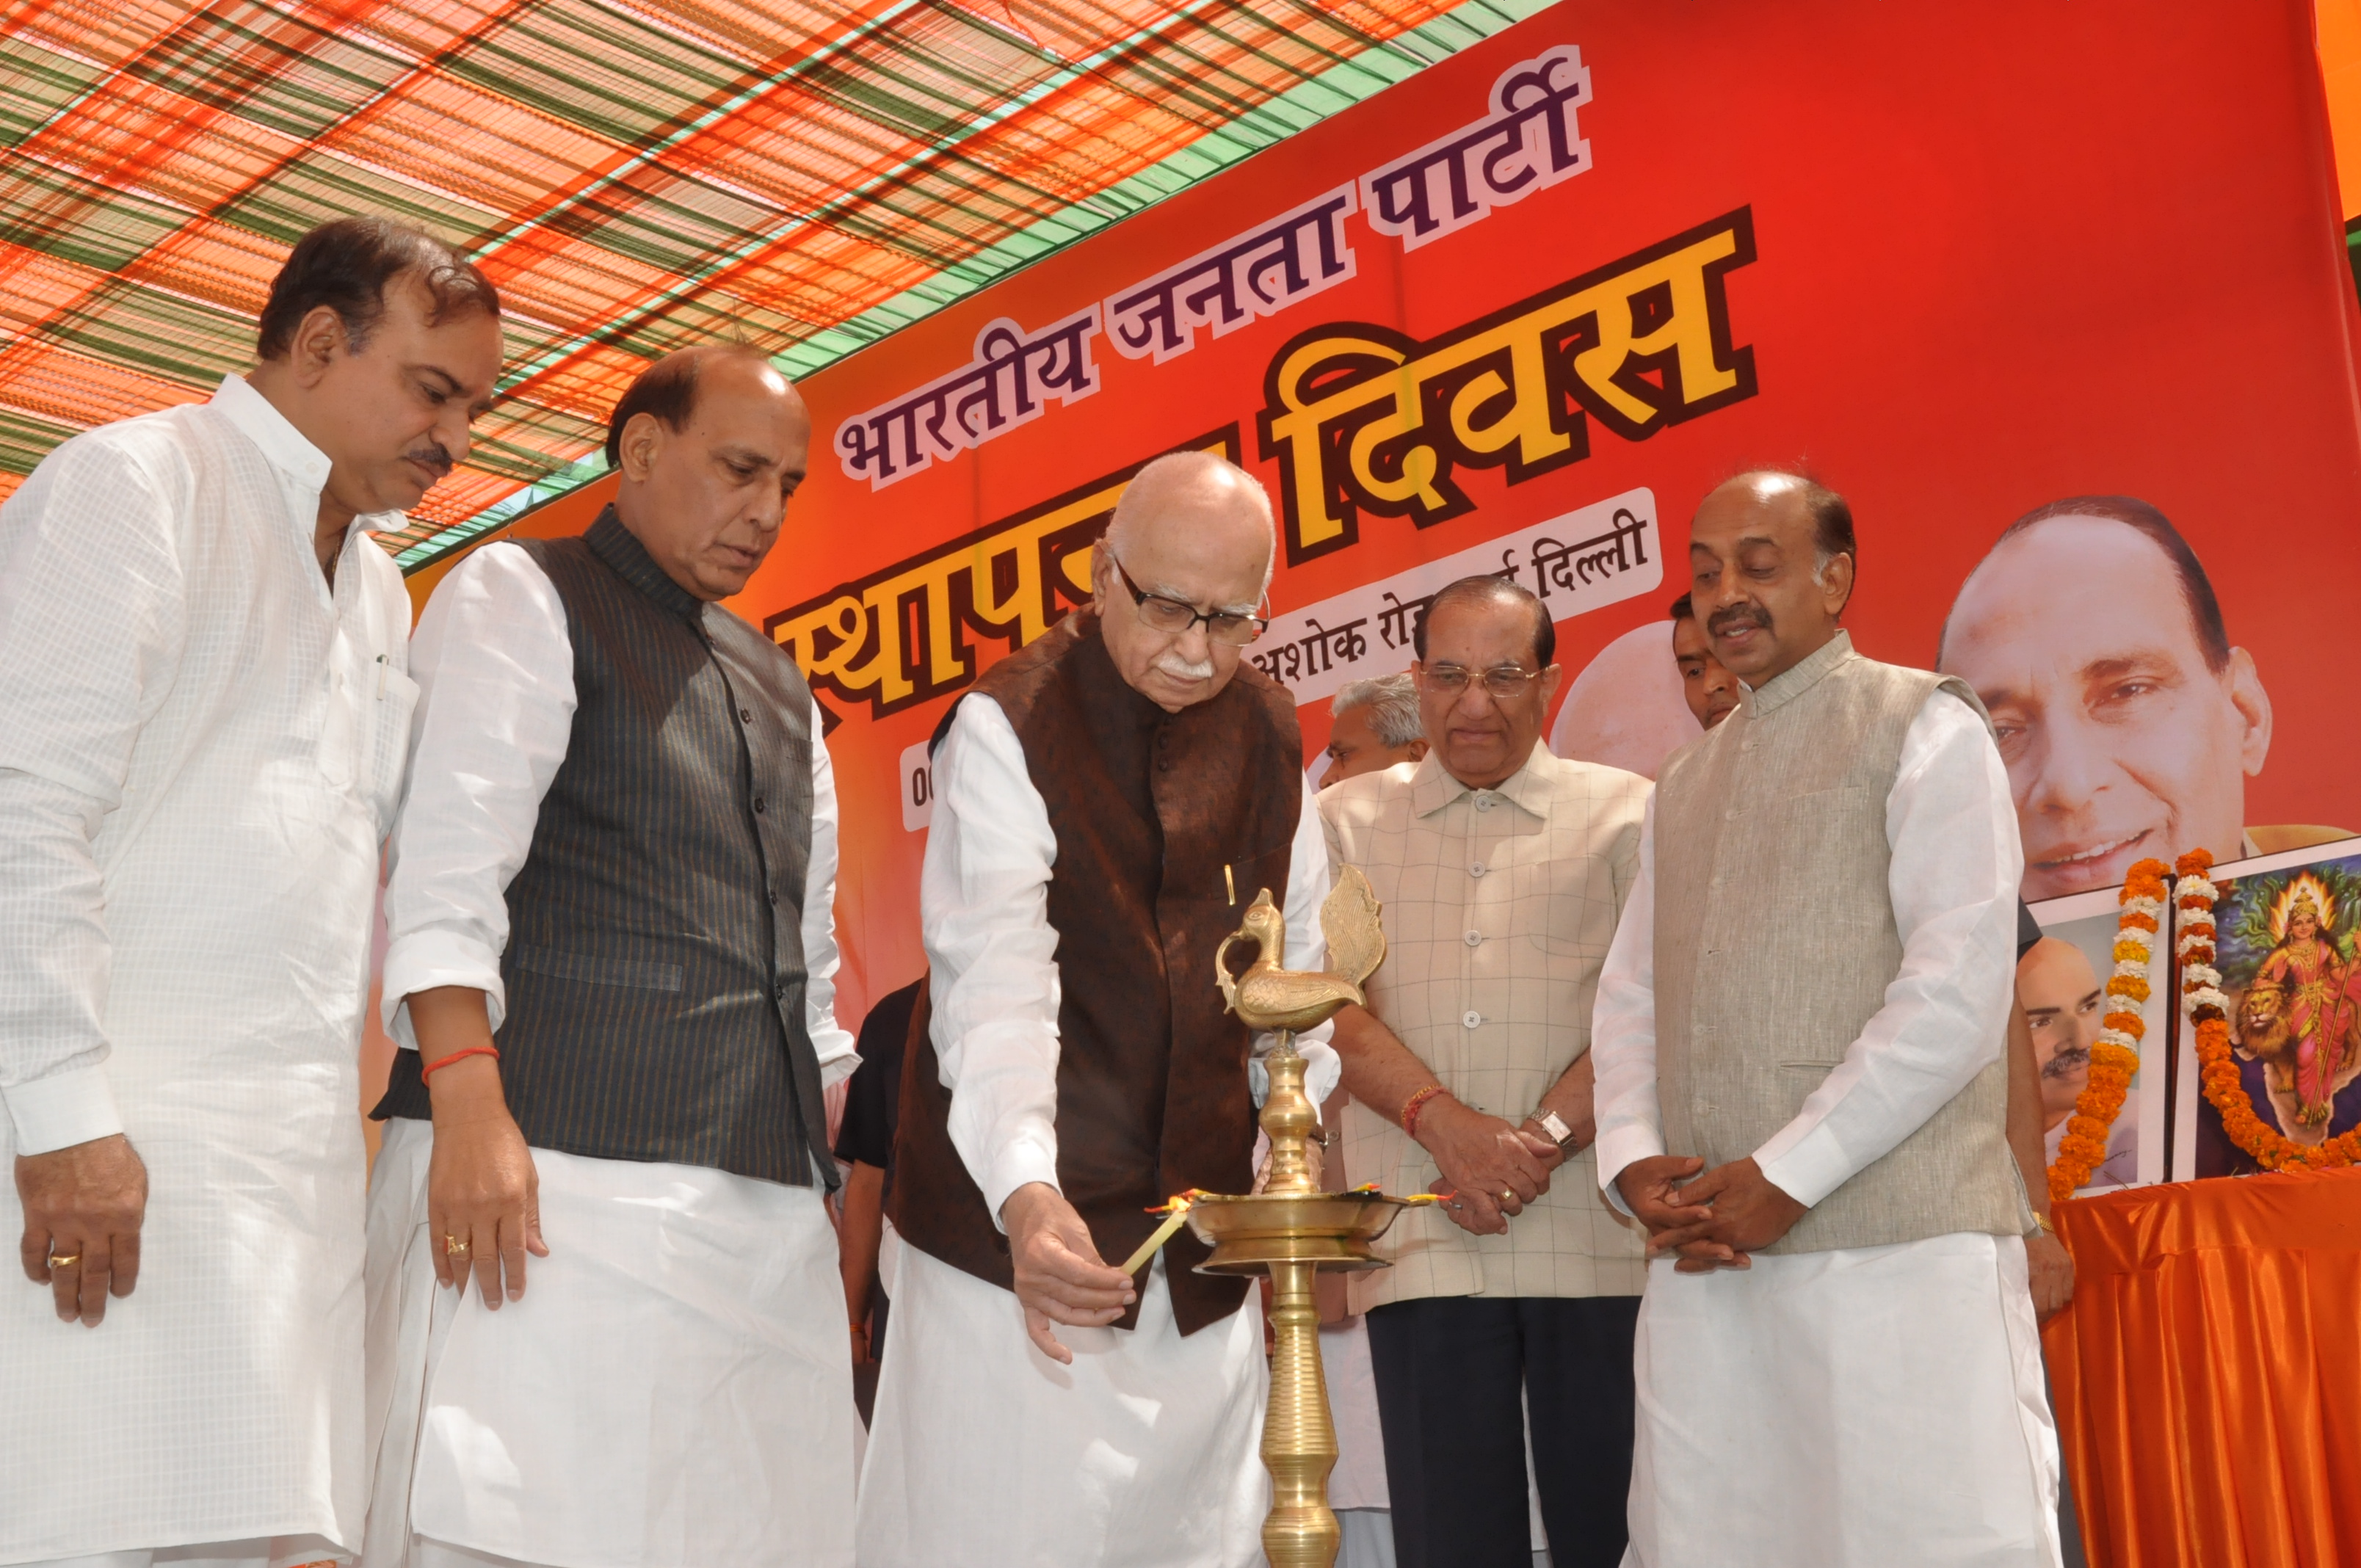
[889,609,1304,1335]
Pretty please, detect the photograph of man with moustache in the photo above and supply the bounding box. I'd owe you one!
[1939,496,2349,901]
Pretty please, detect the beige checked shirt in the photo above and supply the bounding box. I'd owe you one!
[1320,741,1650,1308]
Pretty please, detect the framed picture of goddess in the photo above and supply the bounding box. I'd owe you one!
[2171,838,2361,1180]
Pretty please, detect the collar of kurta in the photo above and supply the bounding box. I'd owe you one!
[1738,626,1856,719]
[587,506,709,628]
[1409,738,1556,821]
[211,372,377,549]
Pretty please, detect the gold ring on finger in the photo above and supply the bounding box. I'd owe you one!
[47,1251,81,1268]
[1501,1190,1515,1206]
[445,1235,471,1258]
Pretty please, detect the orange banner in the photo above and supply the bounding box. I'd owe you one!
[479,0,2361,1038]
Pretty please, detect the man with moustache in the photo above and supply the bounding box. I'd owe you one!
[1940,496,2345,901]
[362,345,859,1566]
[2019,937,2137,1189]
[859,451,1336,1567]
[1593,470,2059,1565]
[1668,592,1740,730]
[0,217,501,1566]
[1321,577,1650,1568]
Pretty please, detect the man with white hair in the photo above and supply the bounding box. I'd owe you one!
[857,450,1337,1567]
[1326,672,1429,781]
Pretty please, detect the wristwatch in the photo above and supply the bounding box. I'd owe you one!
[1529,1109,1578,1153]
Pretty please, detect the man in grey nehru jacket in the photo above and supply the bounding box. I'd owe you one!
[361,345,857,1567]
[1593,470,2059,1567]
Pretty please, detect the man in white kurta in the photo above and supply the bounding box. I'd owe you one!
[0,219,504,1567]
[857,452,1337,1567]
[1589,471,2059,1567]
[361,347,857,1567]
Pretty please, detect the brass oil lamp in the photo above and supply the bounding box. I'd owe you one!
[1182,868,1422,1568]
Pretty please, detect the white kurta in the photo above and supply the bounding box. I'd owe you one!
[0,375,415,1565]
[362,541,859,1567]
[856,694,1336,1568]
[1590,689,2059,1567]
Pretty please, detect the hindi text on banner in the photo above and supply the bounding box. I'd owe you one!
[1256,208,1757,563]
[1103,185,1360,365]
[834,307,1103,490]
[1361,43,1594,252]
[775,431,1239,722]
[1247,488,1660,704]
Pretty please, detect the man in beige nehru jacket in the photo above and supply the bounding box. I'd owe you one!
[1321,576,1650,1568]
[1592,471,2059,1567]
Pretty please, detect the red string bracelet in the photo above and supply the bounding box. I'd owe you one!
[1401,1084,1448,1139]
[420,1045,499,1082]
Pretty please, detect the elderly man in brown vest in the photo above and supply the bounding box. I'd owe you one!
[857,451,1335,1567]
[1591,471,2061,1567]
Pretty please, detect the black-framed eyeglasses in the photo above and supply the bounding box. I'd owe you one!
[1109,555,1269,646]
[1419,662,1544,697]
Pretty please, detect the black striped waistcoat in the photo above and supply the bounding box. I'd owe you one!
[375,508,833,1188]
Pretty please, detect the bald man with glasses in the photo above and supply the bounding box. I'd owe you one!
[857,451,1338,1568]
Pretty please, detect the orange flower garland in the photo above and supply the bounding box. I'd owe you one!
[2178,849,2361,1171]
[2045,857,2168,1205]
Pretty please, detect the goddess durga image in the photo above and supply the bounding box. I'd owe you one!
[2238,874,2361,1131]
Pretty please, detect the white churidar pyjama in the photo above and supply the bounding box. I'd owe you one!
[1623,1233,2059,1568]
[362,1119,855,1568]
[856,1236,1269,1567]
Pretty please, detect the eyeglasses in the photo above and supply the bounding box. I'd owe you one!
[1109,556,1269,646]
[1419,663,1544,697]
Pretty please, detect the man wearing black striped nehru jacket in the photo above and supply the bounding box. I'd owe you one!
[360,346,859,1566]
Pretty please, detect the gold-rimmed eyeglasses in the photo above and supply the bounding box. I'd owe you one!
[1109,555,1269,646]
[1418,662,1543,697]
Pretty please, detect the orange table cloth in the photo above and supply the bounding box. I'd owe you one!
[2045,1167,2361,1567]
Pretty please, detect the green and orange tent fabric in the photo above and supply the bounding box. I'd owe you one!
[0,0,1547,567]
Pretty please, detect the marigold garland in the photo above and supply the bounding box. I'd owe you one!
[2045,858,2168,1205]
[2178,849,2361,1171]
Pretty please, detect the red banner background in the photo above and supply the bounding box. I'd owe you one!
[453,0,2361,1037]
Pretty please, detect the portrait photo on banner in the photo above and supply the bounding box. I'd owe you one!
[1934,495,2354,907]
[2172,838,2361,1180]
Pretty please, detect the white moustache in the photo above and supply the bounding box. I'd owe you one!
[1155,652,1216,682]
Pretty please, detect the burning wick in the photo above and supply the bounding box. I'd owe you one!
[1121,1191,1205,1276]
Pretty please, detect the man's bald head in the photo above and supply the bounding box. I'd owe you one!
[1105,450,1277,600]
[1092,451,1278,712]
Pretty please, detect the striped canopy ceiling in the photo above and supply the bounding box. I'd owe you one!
[0,0,1536,564]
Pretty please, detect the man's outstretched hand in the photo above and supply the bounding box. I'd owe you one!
[1643,1157,1808,1271]
[16,1133,148,1326]
[1001,1181,1136,1365]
